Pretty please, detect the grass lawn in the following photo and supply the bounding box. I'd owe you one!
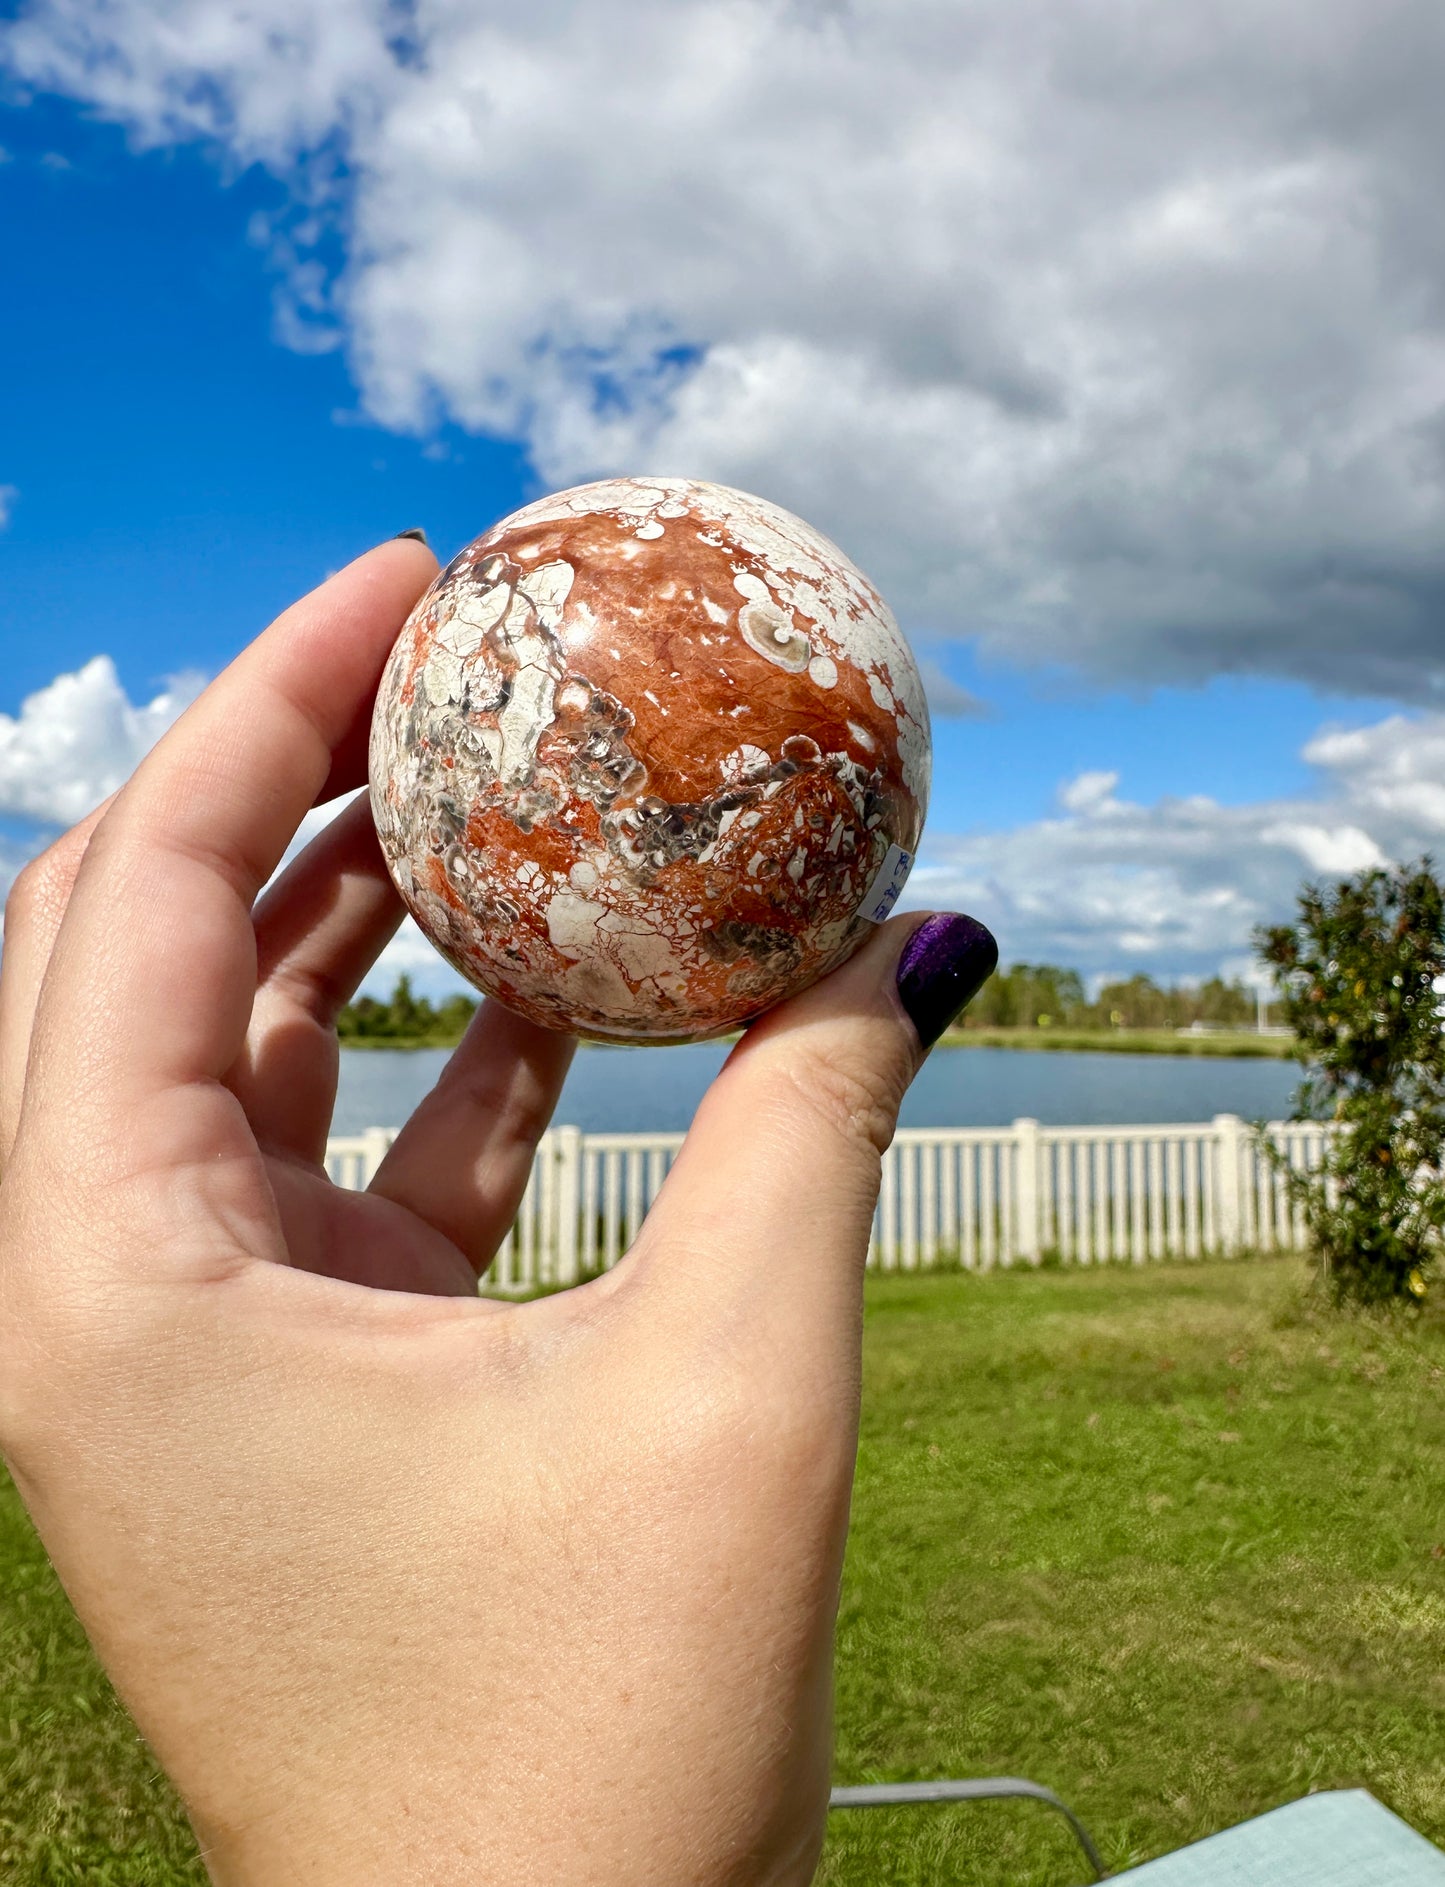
[4,1258,1444,1882]
[824,1260,1445,1882]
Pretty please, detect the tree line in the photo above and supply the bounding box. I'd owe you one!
[336,974,479,1044]
[960,965,1258,1031]
[337,963,1264,1042]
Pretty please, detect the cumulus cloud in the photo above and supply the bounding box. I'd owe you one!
[0,670,461,1000]
[910,711,1445,982]
[1057,771,1122,818]
[7,0,1445,696]
[370,707,1445,990]
[0,655,203,827]
[3,651,1444,993]
[916,658,988,721]
[1301,715,1445,834]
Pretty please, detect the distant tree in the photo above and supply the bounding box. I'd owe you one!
[1094,975,1170,1030]
[437,992,481,1038]
[963,963,1258,1033]
[1036,965,1087,1023]
[1196,976,1253,1027]
[384,973,430,1037]
[336,995,384,1040]
[961,965,1015,1027]
[335,978,478,1043]
[1256,858,1445,1305]
[968,963,1086,1028]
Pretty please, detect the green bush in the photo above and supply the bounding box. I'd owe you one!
[1256,859,1445,1305]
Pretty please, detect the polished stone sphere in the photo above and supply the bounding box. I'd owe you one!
[369,476,931,1042]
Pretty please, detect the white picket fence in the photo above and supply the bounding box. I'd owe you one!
[325,1114,1328,1292]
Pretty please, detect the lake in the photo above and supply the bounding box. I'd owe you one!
[333,1042,1301,1137]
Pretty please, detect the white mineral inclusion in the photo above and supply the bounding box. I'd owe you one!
[808,652,838,688]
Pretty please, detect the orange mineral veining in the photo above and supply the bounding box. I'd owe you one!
[368,476,931,1042]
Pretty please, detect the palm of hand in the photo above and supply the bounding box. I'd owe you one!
[0,540,918,1887]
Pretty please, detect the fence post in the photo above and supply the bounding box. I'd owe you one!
[1013,1119,1042,1264]
[878,1144,898,1269]
[1213,1114,1244,1255]
[554,1124,583,1285]
[361,1126,392,1186]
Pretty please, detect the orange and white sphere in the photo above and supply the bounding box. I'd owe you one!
[368,477,930,1042]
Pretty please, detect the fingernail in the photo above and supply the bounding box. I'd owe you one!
[897,913,999,1049]
[394,526,430,545]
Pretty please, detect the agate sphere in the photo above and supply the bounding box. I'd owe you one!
[368,476,931,1042]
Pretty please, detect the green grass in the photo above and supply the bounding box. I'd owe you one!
[0,1505,203,1884]
[940,1026,1294,1058]
[4,1259,1444,1882]
[823,1260,1445,1882]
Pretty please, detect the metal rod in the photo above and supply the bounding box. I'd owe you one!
[828,1776,1108,1879]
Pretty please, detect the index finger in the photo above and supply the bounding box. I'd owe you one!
[23,539,436,1145]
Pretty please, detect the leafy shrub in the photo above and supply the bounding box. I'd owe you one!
[1256,859,1445,1305]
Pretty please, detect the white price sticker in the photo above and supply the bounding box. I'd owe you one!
[858,843,914,924]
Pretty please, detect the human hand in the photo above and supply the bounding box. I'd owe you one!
[0,540,995,1885]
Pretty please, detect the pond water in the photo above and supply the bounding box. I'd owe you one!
[333,1041,1301,1137]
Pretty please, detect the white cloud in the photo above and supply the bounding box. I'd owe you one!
[1058,770,1122,817]
[7,0,1445,696]
[910,711,1445,981]
[0,655,203,827]
[1301,715,1445,832]
[0,672,466,1001]
[0,680,457,1001]
[0,485,17,527]
[916,658,988,721]
[0,657,474,1011]
[4,655,1445,994]
[1255,820,1384,877]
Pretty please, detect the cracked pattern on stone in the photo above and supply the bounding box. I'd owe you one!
[369,476,930,1041]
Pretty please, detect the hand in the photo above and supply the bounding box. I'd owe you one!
[0,540,994,1885]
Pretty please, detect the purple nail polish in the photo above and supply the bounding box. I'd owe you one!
[897,914,999,1048]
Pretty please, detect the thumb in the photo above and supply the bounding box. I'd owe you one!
[626,912,997,1349]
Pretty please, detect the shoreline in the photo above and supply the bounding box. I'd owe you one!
[339,1026,1295,1059]
[939,1026,1292,1058]
[337,1035,464,1052]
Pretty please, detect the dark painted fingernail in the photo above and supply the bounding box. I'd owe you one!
[394,526,429,545]
[897,913,999,1048]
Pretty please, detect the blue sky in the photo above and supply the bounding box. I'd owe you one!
[2,1,1442,994]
